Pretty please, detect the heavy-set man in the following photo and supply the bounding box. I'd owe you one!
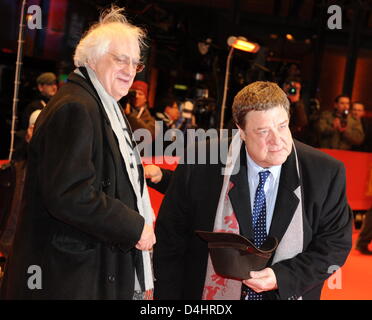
[154,81,352,300]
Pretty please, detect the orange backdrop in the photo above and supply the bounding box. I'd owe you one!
[147,150,372,214]
[2,149,371,214]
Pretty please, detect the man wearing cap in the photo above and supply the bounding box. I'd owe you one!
[21,72,58,130]
[124,80,156,140]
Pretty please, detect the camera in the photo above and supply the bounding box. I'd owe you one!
[193,97,217,129]
[286,81,297,96]
[180,101,194,120]
[339,109,349,128]
[335,109,349,128]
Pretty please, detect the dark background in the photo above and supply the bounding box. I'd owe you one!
[1,0,372,158]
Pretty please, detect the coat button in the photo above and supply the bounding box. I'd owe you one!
[101,179,111,188]
[108,275,115,283]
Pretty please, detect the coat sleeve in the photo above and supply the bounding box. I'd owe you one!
[146,168,173,195]
[153,163,193,299]
[271,163,353,300]
[342,117,365,146]
[38,102,144,248]
[317,111,335,136]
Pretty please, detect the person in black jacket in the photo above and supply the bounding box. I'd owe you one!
[20,72,57,131]
[1,6,155,300]
[153,81,352,300]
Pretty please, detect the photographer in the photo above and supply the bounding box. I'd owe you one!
[155,97,180,130]
[176,100,197,133]
[153,97,181,156]
[317,95,364,150]
[282,80,308,142]
[123,80,156,140]
[350,102,370,152]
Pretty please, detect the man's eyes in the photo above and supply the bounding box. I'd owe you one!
[115,57,140,67]
[115,57,129,64]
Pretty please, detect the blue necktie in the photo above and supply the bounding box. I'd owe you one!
[246,170,270,300]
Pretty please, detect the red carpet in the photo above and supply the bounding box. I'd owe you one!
[321,230,372,300]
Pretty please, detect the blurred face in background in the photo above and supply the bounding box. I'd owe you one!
[38,83,58,99]
[351,103,365,120]
[133,89,147,108]
[334,97,350,114]
[165,102,180,121]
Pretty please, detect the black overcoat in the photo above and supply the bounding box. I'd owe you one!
[2,70,145,299]
[153,139,353,300]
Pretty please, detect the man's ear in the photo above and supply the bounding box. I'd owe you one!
[236,124,246,141]
[37,84,44,92]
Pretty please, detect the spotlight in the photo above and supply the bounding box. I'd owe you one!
[227,36,260,53]
[219,36,260,130]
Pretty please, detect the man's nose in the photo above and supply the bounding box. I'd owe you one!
[270,130,281,144]
[121,64,135,77]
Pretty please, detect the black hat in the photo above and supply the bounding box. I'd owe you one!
[196,231,278,280]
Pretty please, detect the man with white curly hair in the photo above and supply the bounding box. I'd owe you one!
[1,7,155,300]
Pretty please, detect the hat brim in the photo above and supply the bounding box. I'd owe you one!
[196,231,278,280]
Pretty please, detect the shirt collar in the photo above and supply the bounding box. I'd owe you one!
[245,148,282,181]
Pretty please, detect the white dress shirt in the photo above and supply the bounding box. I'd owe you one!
[245,150,282,234]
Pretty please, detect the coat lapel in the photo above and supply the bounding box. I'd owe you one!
[268,147,300,242]
[121,112,144,195]
[228,145,254,240]
[227,142,301,244]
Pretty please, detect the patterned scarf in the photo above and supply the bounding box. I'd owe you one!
[202,132,304,300]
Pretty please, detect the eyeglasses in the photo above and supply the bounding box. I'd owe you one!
[108,52,145,73]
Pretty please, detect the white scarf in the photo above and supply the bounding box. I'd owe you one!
[202,132,304,300]
[75,67,154,295]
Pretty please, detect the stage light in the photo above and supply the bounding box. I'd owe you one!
[227,36,260,53]
[219,36,260,130]
[232,40,256,51]
[286,34,294,41]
